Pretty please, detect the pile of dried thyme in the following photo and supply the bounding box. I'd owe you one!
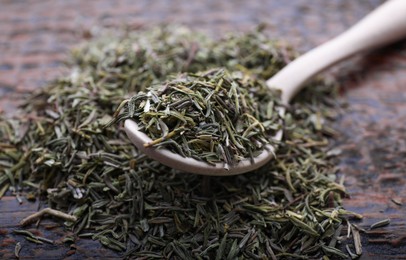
[0,26,362,259]
[111,68,283,166]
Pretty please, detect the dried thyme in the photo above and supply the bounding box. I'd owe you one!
[14,242,21,259]
[0,25,360,259]
[112,68,283,166]
[370,218,391,229]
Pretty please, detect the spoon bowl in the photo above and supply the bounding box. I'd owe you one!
[125,119,282,175]
[125,0,406,176]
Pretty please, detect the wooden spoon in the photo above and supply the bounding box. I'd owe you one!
[125,0,406,176]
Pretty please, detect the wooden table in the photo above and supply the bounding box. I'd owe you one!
[1,0,405,259]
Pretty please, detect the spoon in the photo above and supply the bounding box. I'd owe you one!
[125,0,406,176]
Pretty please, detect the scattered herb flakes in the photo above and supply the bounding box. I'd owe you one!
[14,242,22,259]
[0,25,359,259]
[370,218,391,229]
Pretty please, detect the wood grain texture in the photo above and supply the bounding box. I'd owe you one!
[336,44,406,259]
[0,197,121,259]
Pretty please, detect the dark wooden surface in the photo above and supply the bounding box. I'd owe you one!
[333,43,406,259]
[1,0,406,259]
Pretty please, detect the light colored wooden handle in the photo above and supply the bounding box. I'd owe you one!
[267,0,406,104]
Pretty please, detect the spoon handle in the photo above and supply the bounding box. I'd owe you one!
[267,0,406,104]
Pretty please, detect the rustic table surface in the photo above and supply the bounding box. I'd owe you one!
[1,0,405,259]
